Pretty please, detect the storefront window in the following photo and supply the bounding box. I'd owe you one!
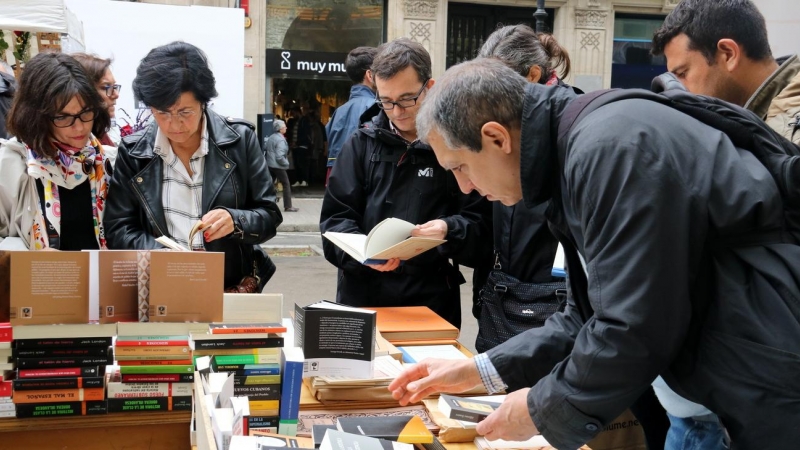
[266,0,385,53]
[611,15,666,89]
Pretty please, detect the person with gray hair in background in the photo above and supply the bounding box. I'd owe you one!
[0,61,16,139]
[389,57,800,449]
[265,119,298,212]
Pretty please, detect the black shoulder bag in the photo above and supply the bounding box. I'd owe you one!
[475,252,567,353]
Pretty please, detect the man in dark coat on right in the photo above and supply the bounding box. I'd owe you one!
[0,61,16,139]
[388,58,800,449]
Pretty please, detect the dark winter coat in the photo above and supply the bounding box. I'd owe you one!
[488,83,800,449]
[320,106,492,328]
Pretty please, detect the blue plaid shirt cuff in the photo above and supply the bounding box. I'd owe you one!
[474,353,508,394]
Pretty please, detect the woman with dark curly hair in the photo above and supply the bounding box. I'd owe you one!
[104,41,282,291]
[0,52,112,250]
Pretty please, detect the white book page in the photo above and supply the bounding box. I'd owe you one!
[399,345,468,362]
[322,231,368,261]
[369,237,446,261]
[364,218,416,258]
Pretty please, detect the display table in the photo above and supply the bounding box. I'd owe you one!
[0,410,191,450]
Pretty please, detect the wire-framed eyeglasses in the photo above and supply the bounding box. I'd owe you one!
[151,108,199,122]
[101,84,122,97]
[375,80,429,110]
[51,108,97,128]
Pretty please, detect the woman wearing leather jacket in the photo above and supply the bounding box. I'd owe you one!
[104,42,282,291]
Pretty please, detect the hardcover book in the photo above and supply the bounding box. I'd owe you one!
[10,252,90,325]
[336,415,434,444]
[364,306,459,341]
[13,376,104,391]
[107,381,193,399]
[437,394,501,423]
[12,387,105,403]
[322,218,446,265]
[294,301,375,379]
[147,251,224,322]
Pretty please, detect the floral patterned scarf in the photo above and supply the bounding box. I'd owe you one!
[25,135,108,250]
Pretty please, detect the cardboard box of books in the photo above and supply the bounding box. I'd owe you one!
[587,409,647,450]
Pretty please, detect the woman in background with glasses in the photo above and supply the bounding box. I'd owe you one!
[104,41,282,292]
[0,52,112,250]
[71,53,122,149]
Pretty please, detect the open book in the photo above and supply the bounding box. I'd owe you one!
[322,218,446,264]
[155,220,208,251]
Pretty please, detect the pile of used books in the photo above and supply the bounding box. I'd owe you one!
[107,322,198,413]
[11,324,115,418]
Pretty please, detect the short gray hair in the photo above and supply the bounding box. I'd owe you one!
[273,119,286,132]
[417,58,526,152]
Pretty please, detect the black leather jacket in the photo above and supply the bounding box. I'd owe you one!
[104,109,282,288]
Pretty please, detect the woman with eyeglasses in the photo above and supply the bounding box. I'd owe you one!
[71,53,122,148]
[104,42,282,292]
[0,52,112,250]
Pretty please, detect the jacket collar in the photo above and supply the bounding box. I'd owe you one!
[519,83,579,208]
[744,54,800,119]
[350,83,375,100]
[126,108,241,159]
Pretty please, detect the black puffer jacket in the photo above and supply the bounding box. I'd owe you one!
[104,109,282,289]
[320,105,492,328]
[488,83,800,449]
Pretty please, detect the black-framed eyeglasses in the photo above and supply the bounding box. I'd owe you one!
[51,108,97,128]
[101,84,122,96]
[375,80,429,110]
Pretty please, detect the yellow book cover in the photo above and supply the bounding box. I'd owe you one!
[336,414,434,444]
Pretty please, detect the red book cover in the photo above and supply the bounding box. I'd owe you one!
[115,336,190,346]
[18,366,102,379]
[0,323,11,342]
[209,323,287,335]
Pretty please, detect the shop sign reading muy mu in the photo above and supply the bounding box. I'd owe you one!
[266,49,349,77]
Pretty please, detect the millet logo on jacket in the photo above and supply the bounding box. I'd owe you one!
[418,168,434,177]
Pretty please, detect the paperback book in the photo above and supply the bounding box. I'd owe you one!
[322,218,446,264]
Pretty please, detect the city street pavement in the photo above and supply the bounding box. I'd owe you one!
[265,196,480,354]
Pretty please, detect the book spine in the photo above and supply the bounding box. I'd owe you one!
[249,415,279,432]
[14,337,113,349]
[107,396,192,413]
[121,373,194,383]
[14,401,107,418]
[279,355,303,425]
[233,375,281,385]
[209,327,286,334]
[13,347,109,358]
[17,366,102,378]
[248,399,279,410]
[450,409,490,423]
[232,384,280,400]
[192,337,284,350]
[13,376,104,391]
[213,355,278,365]
[115,338,190,346]
[116,354,192,361]
[118,365,193,374]
[193,347,280,356]
[114,345,191,355]
[0,379,10,397]
[0,326,11,342]
[12,387,105,404]
[16,356,112,369]
[212,362,280,374]
[117,359,193,366]
[107,381,193,399]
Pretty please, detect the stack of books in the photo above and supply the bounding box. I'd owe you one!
[191,322,287,434]
[0,323,13,418]
[307,355,405,404]
[11,324,114,418]
[108,326,194,413]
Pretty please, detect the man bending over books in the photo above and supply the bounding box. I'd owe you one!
[319,38,491,328]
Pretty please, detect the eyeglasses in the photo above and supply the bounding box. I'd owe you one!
[151,108,199,122]
[101,84,122,96]
[51,108,97,128]
[375,80,429,110]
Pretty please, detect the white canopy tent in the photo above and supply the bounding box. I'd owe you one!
[0,0,85,53]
